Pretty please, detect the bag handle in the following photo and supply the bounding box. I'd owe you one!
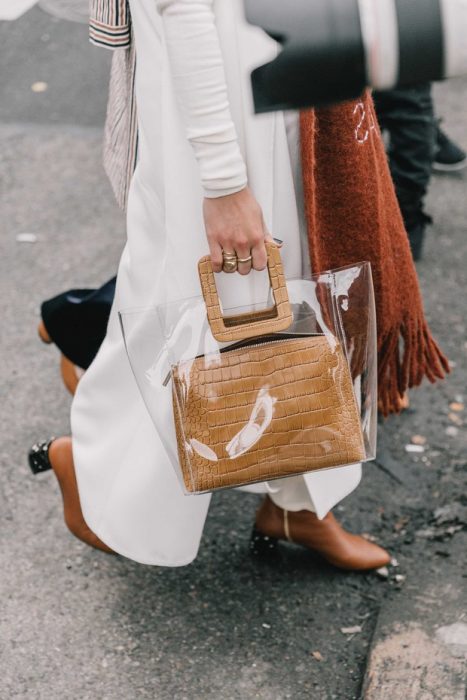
[198,242,293,342]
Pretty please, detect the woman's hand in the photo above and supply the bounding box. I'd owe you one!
[203,187,275,275]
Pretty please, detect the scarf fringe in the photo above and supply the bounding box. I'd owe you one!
[378,313,450,416]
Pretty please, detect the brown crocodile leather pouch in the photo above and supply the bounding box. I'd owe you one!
[171,244,366,493]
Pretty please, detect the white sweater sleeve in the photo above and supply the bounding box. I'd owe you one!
[156,0,248,198]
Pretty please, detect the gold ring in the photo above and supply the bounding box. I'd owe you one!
[222,250,237,259]
[222,258,238,273]
[237,256,252,264]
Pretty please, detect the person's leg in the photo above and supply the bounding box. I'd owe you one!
[374,83,436,260]
[38,320,83,396]
[283,464,362,518]
[40,278,116,370]
[59,357,85,396]
[38,278,117,395]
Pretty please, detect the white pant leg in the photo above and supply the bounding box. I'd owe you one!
[268,464,362,519]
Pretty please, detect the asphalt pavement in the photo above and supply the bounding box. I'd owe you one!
[1,5,466,699]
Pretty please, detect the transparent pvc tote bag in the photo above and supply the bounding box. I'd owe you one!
[120,244,377,495]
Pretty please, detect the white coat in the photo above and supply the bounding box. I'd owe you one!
[70,0,361,566]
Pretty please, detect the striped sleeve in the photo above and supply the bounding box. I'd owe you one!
[89,0,131,49]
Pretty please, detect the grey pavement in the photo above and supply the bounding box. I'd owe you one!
[1,6,466,700]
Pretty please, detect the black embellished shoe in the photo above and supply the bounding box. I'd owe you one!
[28,439,55,475]
[249,526,279,556]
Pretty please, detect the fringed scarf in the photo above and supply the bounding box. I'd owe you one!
[300,92,449,415]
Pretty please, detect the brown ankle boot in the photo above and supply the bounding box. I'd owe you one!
[252,496,390,571]
[48,438,114,554]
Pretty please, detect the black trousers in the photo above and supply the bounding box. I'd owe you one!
[374,83,435,231]
[41,277,116,369]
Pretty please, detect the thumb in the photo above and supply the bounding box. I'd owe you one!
[263,220,283,249]
[264,233,283,249]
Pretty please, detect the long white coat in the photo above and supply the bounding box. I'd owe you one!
[70,0,361,566]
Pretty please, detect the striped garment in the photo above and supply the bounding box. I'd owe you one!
[89,0,131,49]
[90,0,137,209]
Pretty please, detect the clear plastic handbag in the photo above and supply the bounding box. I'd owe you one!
[120,244,377,495]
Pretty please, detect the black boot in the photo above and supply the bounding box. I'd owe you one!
[407,221,426,262]
[434,126,467,173]
[406,210,432,262]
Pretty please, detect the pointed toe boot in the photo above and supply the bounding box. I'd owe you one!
[29,437,114,554]
[251,496,390,571]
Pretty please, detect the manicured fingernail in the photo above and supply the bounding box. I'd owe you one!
[273,238,284,247]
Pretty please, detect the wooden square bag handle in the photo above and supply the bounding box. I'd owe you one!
[198,242,293,342]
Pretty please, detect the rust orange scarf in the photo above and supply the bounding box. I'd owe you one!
[300,92,449,415]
